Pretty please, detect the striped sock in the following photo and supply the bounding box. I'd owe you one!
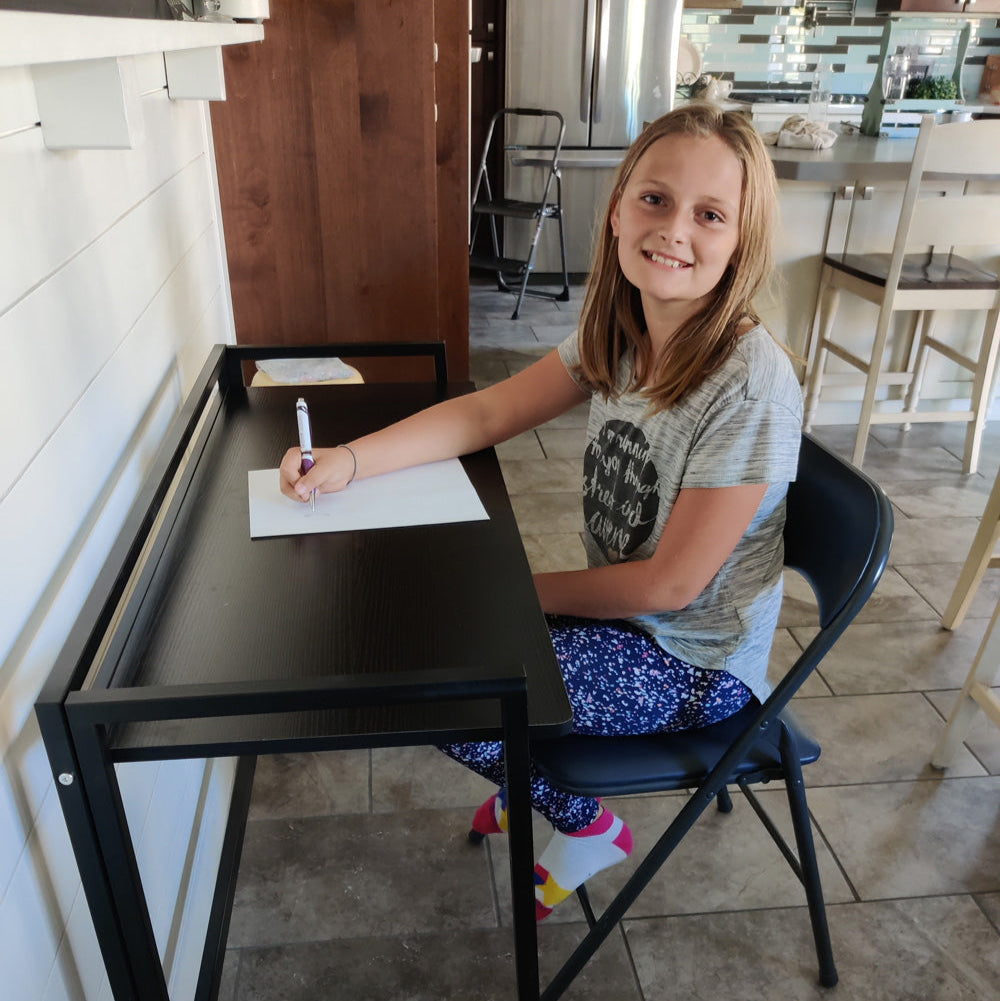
[471,788,508,835]
[534,808,633,920]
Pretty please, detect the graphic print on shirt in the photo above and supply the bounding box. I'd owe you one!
[583,420,660,562]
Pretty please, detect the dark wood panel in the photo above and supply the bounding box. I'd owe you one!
[435,0,471,381]
[210,0,470,382]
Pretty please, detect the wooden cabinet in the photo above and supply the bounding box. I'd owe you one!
[209,0,469,381]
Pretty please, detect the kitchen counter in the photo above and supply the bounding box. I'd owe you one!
[767,134,916,183]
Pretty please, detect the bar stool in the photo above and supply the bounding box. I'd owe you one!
[803,115,1000,475]
[932,462,1000,767]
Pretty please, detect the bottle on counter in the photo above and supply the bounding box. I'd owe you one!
[808,61,831,122]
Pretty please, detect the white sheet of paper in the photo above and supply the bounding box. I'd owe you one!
[248,458,489,538]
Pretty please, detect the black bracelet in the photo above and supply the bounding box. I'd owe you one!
[337,444,358,485]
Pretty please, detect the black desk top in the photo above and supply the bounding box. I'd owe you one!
[83,380,571,760]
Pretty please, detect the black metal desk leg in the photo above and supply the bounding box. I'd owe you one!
[503,687,540,1001]
[38,708,138,1001]
[68,715,171,1001]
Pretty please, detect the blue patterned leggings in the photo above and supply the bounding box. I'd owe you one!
[441,615,752,833]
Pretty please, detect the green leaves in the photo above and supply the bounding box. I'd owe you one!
[905,77,958,101]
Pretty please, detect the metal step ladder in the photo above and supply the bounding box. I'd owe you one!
[469,108,570,320]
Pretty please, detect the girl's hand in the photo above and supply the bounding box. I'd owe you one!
[279,445,357,502]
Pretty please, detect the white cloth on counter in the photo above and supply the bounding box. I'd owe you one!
[761,115,837,150]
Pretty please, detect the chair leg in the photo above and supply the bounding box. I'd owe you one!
[780,726,838,988]
[932,595,1000,768]
[902,310,935,432]
[803,278,840,432]
[853,300,896,469]
[962,304,1000,476]
[941,469,1000,630]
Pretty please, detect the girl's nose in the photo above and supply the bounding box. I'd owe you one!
[658,211,687,243]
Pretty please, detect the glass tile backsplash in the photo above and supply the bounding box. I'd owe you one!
[681,0,999,100]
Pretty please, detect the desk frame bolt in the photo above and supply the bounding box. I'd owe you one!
[58,773,74,786]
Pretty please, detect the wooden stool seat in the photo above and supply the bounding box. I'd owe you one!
[826,252,999,291]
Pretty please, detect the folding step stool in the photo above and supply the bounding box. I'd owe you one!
[469,107,570,320]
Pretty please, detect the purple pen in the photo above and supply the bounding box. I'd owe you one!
[295,397,316,511]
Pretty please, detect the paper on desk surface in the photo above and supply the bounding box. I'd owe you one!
[248,458,489,538]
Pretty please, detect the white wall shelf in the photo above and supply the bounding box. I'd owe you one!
[0,11,264,69]
[3,10,264,149]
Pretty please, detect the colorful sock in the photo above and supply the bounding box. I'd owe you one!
[471,787,509,835]
[534,808,633,920]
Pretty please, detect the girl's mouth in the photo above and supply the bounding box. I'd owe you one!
[645,250,690,269]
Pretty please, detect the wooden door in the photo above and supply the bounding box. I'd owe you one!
[210,0,469,381]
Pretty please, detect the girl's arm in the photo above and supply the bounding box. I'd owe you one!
[534,482,768,618]
[280,348,589,501]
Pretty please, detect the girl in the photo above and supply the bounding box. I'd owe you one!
[280,103,803,920]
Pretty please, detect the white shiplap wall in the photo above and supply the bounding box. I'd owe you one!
[0,48,238,1001]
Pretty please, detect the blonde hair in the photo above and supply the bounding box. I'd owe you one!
[575,102,778,410]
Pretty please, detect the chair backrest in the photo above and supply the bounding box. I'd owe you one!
[894,115,1000,257]
[779,434,893,703]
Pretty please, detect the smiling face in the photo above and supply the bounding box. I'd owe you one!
[610,132,744,340]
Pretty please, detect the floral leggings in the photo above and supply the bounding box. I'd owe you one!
[441,615,752,834]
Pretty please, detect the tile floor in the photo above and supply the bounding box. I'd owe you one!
[219,282,1000,1000]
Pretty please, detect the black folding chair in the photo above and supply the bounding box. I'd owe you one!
[528,433,893,1000]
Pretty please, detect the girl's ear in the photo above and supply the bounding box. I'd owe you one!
[610,196,621,237]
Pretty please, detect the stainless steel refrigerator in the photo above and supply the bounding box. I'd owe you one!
[504,0,684,274]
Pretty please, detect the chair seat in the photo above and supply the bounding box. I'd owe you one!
[531,704,820,797]
[824,252,999,291]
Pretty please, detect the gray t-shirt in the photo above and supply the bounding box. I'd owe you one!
[557,325,803,702]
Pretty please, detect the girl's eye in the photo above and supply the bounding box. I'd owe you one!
[702,209,724,223]
[641,193,663,206]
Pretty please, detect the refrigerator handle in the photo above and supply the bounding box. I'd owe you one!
[593,0,610,124]
[581,0,597,126]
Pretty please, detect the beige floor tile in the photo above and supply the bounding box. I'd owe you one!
[498,457,581,494]
[976,891,1000,930]
[229,809,498,946]
[575,789,854,919]
[889,515,981,567]
[625,895,1000,1001]
[882,475,995,520]
[926,688,1000,775]
[249,750,370,821]
[807,776,1000,899]
[230,922,641,1001]
[897,565,1000,622]
[795,618,991,694]
[494,431,545,461]
[510,492,584,534]
[537,426,589,459]
[859,445,970,482]
[790,693,986,785]
[520,533,587,574]
[371,745,495,813]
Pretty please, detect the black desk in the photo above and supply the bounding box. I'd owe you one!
[36,345,572,1001]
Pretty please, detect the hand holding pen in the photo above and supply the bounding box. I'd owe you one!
[280,401,360,504]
